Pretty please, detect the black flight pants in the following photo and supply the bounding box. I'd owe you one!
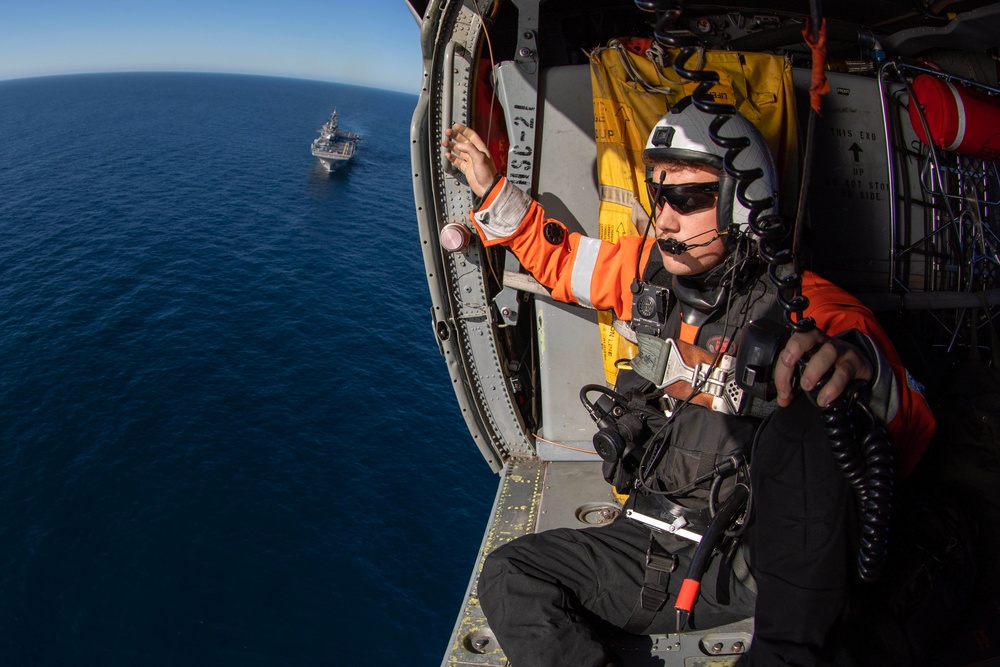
[478,397,856,667]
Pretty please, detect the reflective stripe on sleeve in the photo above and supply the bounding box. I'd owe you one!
[571,236,602,309]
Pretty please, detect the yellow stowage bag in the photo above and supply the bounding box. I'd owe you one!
[589,40,799,385]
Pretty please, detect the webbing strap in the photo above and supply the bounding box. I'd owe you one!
[731,541,757,595]
[623,535,678,634]
[679,319,699,345]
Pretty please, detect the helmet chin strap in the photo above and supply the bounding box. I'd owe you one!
[673,266,730,320]
[667,226,756,319]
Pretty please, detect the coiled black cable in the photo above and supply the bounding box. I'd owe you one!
[634,0,893,582]
[807,373,894,581]
[855,398,895,580]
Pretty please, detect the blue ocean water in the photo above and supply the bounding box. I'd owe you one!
[0,72,495,666]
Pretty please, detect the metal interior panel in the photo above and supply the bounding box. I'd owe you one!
[536,461,622,532]
[535,298,605,458]
[424,0,536,465]
[793,68,896,292]
[533,64,609,460]
[536,64,601,235]
[439,459,544,667]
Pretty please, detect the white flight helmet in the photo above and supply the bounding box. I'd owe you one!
[643,98,778,235]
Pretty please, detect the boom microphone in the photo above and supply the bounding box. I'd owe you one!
[657,224,744,255]
[657,230,723,255]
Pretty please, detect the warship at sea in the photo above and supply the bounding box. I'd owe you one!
[311,109,360,171]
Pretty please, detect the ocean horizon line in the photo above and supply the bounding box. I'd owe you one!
[0,69,421,98]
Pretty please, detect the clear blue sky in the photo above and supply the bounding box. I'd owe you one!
[1,0,425,94]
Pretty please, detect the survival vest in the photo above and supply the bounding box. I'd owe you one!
[603,252,783,496]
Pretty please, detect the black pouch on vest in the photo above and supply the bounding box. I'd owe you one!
[652,407,757,504]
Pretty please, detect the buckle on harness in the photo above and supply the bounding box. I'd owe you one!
[646,544,679,572]
[633,336,746,414]
[640,540,678,612]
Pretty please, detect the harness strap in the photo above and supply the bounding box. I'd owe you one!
[623,534,678,634]
[732,541,758,594]
[714,537,741,606]
[712,537,758,608]
[679,319,699,345]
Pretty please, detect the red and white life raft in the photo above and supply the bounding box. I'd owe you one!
[908,73,1000,162]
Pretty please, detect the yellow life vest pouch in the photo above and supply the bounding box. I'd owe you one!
[588,38,799,385]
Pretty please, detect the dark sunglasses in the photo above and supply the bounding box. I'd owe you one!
[645,180,720,215]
